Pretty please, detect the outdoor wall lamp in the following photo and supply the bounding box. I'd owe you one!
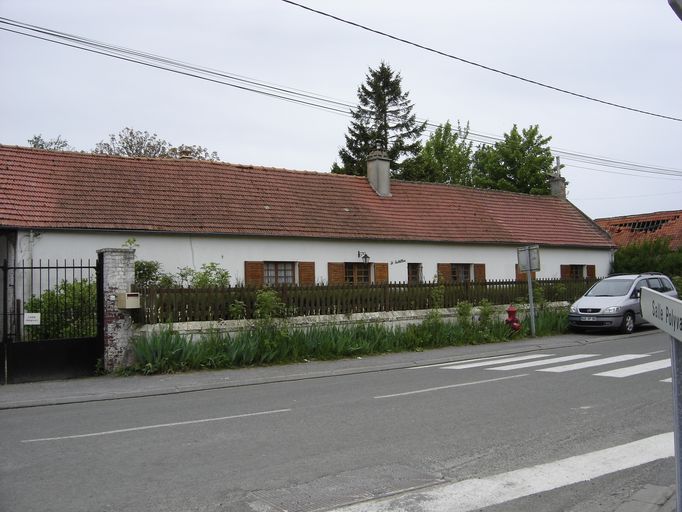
[357,251,370,264]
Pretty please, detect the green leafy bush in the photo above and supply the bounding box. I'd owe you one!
[24,279,97,340]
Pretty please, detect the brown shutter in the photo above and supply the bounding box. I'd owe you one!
[374,262,389,284]
[328,262,345,285]
[473,264,486,283]
[515,264,536,281]
[244,261,264,287]
[298,262,315,285]
[586,265,596,279]
[560,264,571,280]
[437,263,451,283]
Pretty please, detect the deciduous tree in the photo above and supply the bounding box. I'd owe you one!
[93,127,219,160]
[400,121,474,185]
[472,124,555,195]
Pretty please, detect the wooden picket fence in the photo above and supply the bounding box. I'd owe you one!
[134,278,597,325]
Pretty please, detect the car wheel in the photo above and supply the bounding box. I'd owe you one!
[620,312,635,334]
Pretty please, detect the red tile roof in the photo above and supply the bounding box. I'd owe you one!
[596,210,682,249]
[0,145,613,248]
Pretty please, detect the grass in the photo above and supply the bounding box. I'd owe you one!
[124,306,570,375]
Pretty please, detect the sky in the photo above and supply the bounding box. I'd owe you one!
[1,0,681,220]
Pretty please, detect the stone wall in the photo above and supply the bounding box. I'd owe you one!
[135,303,568,341]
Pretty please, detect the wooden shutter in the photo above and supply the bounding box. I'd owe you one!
[374,262,389,284]
[244,261,264,287]
[560,264,571,280]
[298,262,315,285]
[437,263,452,283]
[473,264,486,283]
[515,264,536,281]
[328,262,345,285]
[586,265,596,279]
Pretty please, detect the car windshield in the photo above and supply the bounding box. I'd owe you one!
[585,278,634,297]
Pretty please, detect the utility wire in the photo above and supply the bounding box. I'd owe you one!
[280,0,682,123]
[2,17,681,180]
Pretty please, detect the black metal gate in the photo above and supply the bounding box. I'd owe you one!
[1,255,103,384]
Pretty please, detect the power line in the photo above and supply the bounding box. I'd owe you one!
[2,17,681,181]
[280,0,682,123]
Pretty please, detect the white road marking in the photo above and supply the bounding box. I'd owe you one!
[595,359,671,378]
[662,378,673,383]
[442,354,553,369]
[332,432,674,512]
[410,353,527,369]
[373,374,528,399]
[538,354,650,373]
[488,354,598,371]
[21,408,291,443]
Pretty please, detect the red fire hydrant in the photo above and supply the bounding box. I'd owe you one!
[505,305,522,331]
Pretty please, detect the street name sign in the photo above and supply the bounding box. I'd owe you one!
[642,287,682,341]
[642,286,682,511]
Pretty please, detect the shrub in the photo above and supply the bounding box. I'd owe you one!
[24,279,97,340]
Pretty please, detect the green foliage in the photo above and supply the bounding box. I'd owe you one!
[472,124,556,195]
[24,279,97,340]
[27,134,72,151]
[400,121,474,185]
[456,301,473,327]
[254,289,286,319]
[228,300,247,320]
[176,263,230,288]
[478,299,494,326]
[93,127,219,160]
[126,307,570,375]
[332,62,426,176]
[122,237,139,248]
[430,275,446,309]
[134,260,175,288]
[612,238,682,277]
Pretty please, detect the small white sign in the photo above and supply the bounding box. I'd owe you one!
[642,287,682,341]
[24,312,41,326]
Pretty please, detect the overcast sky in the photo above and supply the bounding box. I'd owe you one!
[1,0,681,220]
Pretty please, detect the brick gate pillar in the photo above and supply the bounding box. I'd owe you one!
[97,248,136,371]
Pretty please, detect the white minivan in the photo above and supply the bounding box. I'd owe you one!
[568,273,678,334]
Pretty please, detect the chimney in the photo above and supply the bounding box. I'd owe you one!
[366,150,391,197]
[549,156,567,199]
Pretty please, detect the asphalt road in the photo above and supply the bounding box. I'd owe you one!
[0,329,676,511]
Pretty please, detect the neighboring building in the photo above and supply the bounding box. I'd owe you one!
[0,145,614,286]
[596,210,682,250]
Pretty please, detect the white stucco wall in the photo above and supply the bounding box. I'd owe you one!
[13,229,613,284]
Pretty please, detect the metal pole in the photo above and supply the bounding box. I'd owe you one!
[671,336,682,511]
[526,258,536,337]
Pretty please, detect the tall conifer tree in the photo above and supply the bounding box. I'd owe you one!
[332,62,426,176]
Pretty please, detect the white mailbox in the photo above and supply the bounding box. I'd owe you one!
[116,292,140,309]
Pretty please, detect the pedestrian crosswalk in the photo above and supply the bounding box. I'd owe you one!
[414,351,672,382]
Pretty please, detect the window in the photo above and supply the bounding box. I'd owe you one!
[560,264,596,280]
[408,263,423,284]
[437,263,486,283]
[345,263,370,284]
[245,261,316,287]
[451,263,471,283]
[264,262,295,286]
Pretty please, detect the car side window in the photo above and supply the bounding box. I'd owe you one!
[647,278,664,291]
[659,278,673,292]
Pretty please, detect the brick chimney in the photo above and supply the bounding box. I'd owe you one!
[367,150,391,197]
